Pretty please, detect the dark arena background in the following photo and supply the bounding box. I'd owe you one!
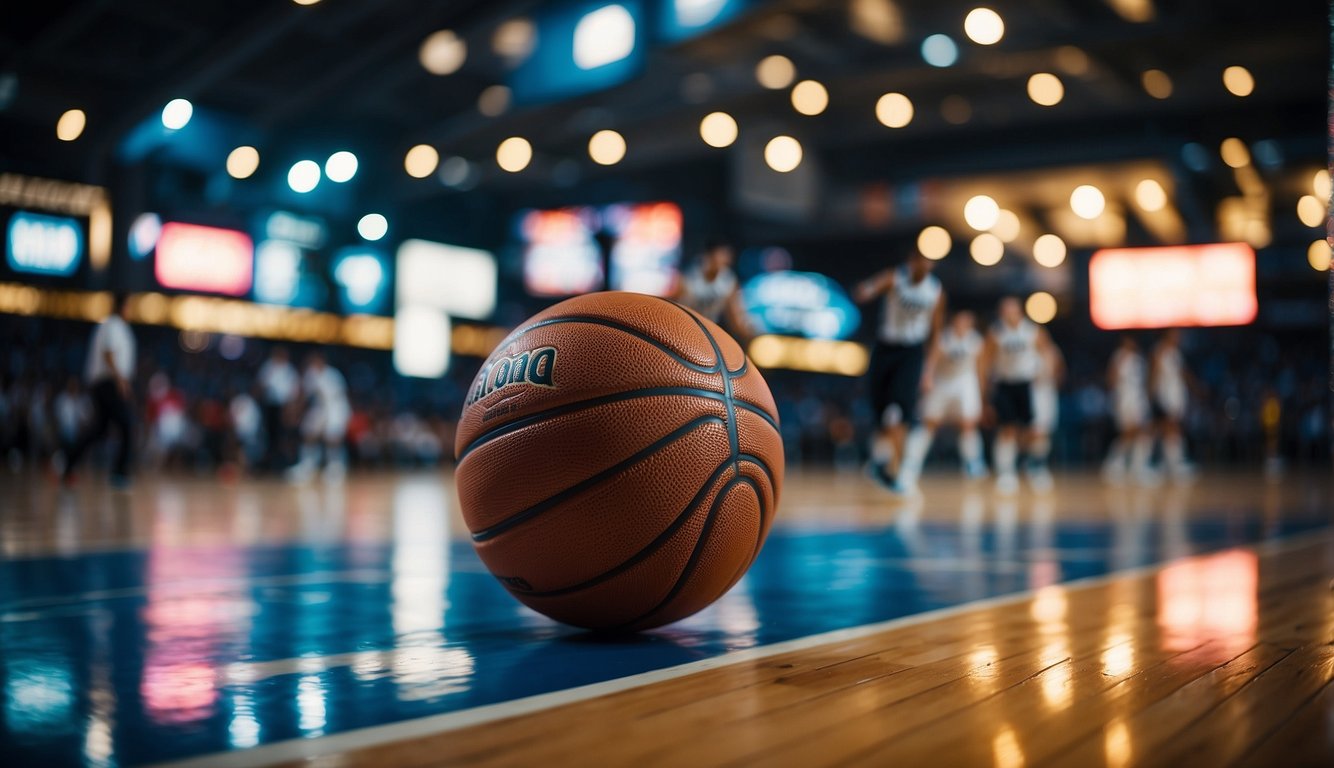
[1,1,1332,766]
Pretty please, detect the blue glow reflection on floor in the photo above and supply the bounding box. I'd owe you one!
[0,510,1328,766]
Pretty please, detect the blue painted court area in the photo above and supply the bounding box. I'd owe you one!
[1,491,1328,767]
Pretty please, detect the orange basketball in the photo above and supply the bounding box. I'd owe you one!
[454,292,783,631]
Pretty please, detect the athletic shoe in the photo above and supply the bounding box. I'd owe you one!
[866,461,896,491]
[1027,466,1054,493]
[889,478,921,498]
[963,460,989,480]
[996,473,1020,495]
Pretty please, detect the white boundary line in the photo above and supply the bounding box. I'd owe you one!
[148,529,1332,768]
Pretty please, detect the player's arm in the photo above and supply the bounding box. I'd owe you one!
[920,294,946,390]
[724,288,753,341]
[853,269,895,303]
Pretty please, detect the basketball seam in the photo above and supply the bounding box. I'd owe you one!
[651,296,741,468]
[513,452,777,600]
[615,475,764,631]
[470,415,726,542]
[456,388,778,462]
[516,456,738,598]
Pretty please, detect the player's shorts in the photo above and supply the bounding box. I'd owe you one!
[993,381,1034,427]
[868,342,926,426]
[1113,393,1148,431]
[922,374,982,424]
[1032,383,1059,434]
[1151,392,1187,422]
[302,403,350,442]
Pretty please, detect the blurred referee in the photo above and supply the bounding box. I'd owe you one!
[62,293,136,488]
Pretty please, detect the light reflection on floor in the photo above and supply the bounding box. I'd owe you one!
[0,471,1328,767]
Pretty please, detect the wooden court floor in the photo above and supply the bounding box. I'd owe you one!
[300,531,1334,768]
[1,468,1332,767]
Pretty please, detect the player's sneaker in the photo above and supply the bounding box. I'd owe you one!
[996,473,1020,495]
[1027,466,1054,493]
[963,459,989,480]
[866,461,896,491]
[889,478,921,498]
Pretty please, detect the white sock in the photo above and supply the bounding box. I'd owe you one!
[1131,435,1153,475]
[959,429,982,466]
[299,443,319,469]
[994,435,1018,478]
[327,445,347,470]
[898,427,933,488]
[1164,434,1185,469]
[1028,434,1051,467]
[872,434,894,465]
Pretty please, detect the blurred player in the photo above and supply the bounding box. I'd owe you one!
[286,352,350,482]
[256,346,299,470]
[62,293,136,488]
[674,239,750,337]
[854,253,944,492]
[981,296,1054,494]
[1027,334,1065,492]
[894,310,986,495]
[1103,335,1154,484]
[1150,329,1195,480]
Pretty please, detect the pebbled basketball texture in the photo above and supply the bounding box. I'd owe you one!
[454,291,783,631]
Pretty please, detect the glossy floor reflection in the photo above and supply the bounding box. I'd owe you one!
[0,471,1329,767]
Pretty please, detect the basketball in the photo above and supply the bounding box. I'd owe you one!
[454,291,784,631]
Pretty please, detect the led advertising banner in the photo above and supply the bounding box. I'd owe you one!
[396,239,497,319]
[742,270,861,340]
[6,211,84,277]
[518,207,605,297]
[1089,243,1257,329]
[154,222,254,296]
[606,202,682,296]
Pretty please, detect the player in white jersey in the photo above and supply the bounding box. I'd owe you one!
[1150,329,1195,479]
[1027,336,1065,492]
[893,311,987,494]
[980,297,1054,494]
[854,253,944,494]
[674,239,750,337]
[287,351,351,482]
[1103,335,1154,484]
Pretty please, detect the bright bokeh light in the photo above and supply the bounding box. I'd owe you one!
[478,85,511,117]
[1297,195,1326,228]
[791,80,829,116]
[493,18,536,61]
[1222,65,1254,97]
[357,213,388,241]
[1308,240,1331,271]
[963,8,1004,45]
[420,30,466,75]
[1089,243,1257,329]
[1070,185,1105,219]
[588,130,627,165]
[1141,69,1172,99]
[161,98,193,130]
[1026,292,1057,324]
[993,209,1020,242]
[324,151,358,183]
[917,226,952,260]
[496,137,532,172]
[1312,169,1330,200]
[56,109,85,141]
[764,136,802,173]
[756,55,796,89]
[921,34,959,67]
[287,160,320,193]
[1055,46,1089,76]
[1219,138,1249,169]
[574,4,636,70]
[875,92,913,128]
[1027,73,1064,106]
[226,146,260,179]
[963,195,1000,231]
[1135,179,1167,212]
[404,144,439,178]
[700,111,738,147]
[292,0,321,5]
[1033,234,1066,267]
[970,233,1003,265]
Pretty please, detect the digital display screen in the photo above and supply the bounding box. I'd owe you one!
[6,210,84,277]
[154,222,254,296]
[1089,243,1257,329]
[510,1,646,104]
[396,239,497,319]
[606,202,682,296]
[518,207,605,297]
